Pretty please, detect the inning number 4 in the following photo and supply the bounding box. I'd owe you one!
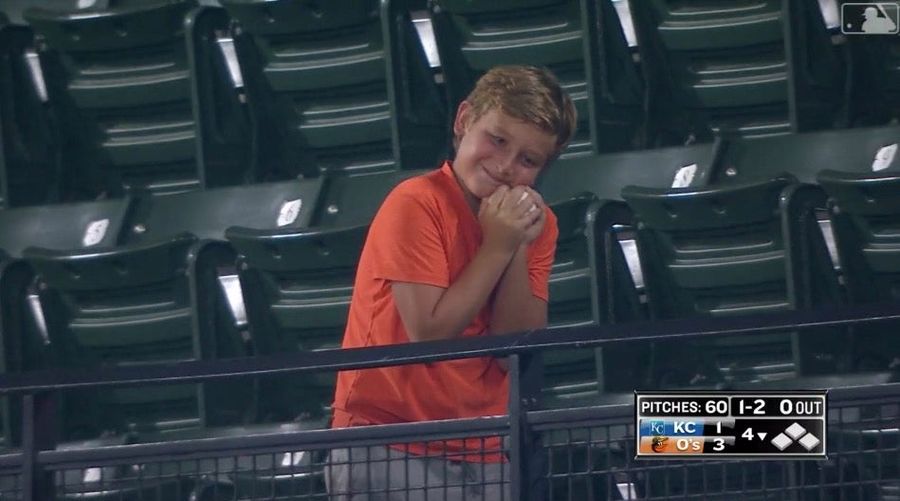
[742,428,755,440]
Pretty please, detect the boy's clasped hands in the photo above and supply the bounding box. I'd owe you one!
[478,185,545,254]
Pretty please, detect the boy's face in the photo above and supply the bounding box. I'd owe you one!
[452,101,557,206]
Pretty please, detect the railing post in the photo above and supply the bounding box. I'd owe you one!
[21,392,57,501]
[508,352,544,501]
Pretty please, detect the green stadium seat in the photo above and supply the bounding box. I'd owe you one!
[429,0,644,155]
[630,0,845,143]
[22,179,323,440]
[712,125,900,285]
[226,169,426,422]
[0,198,133,450]
[538,143,720,395]
[221,0,446,176]
[0,15,59,207]
[23,1,252,199]
[622,177,844,388]
[537,193,603,401]
[818,169,900,370]
[223,170,423,500]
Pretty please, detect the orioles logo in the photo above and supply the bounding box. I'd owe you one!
[651,435,669,453]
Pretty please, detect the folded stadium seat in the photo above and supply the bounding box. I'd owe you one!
[0,14,59,207]
[0,198,143,500]
[712,124,900,288]
[629,0,846,145]
[219,0,446,178]
[0,198,134,448]
[537,142,720,399]
[429,0,644,155]
[528,192,606,404]
[18,180,324,500]
[225,169,426,423]
[818,169,900,371]
[224,169,425,500]
[537,146,720,501]
[621,177,845,389]
[22,179,323,445]
[23,1,253,200]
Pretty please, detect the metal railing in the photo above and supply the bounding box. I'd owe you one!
[0,302,898,500]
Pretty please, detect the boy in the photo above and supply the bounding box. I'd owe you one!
[328,65,577,500]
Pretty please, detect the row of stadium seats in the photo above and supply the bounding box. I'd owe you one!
[538,124,900,401]
[1,124,898,443]
[0,127,896,501]
[0,0,446,209]
[3,0,900,208]
[0,169,424,498]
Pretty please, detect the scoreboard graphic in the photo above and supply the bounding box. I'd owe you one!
[635,392,827,459]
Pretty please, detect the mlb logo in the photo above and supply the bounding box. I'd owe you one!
[842,3,900,34]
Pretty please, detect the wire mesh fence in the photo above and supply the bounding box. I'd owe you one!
[0,463,22,500]
[43,423,511,501]
[0,381,886,500]
[2,305,900,500]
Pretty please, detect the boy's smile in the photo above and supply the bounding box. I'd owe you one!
[451,101,558,211]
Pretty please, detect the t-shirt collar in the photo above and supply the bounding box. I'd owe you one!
[440,160,481,217]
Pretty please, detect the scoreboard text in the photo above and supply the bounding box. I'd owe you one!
[635,392,827,459]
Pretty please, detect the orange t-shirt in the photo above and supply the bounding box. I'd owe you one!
[331,161,558,462]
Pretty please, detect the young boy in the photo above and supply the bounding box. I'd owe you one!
[328,65,577,500]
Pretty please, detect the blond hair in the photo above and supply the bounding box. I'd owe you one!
[456,65,577,159]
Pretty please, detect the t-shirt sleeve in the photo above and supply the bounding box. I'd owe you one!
[365,185,450,288]
[526,208,559,303]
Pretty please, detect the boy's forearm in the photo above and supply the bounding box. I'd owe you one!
[420,245,514,341]
[490,244,548,336]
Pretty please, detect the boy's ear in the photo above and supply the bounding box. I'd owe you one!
[453,100,472,139]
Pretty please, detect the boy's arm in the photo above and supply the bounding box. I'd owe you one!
[491,189,555,336]
[489,243,548,336]
[393,245,513,342]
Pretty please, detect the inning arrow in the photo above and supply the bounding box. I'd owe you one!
[757,432,767,440]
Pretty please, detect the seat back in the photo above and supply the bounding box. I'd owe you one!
[540,140,720,204]
[819,170,900,368]
[714,125,900,185]
[24,1,251,198]
[622,177,842,385]
[0,197,133,443]
[0,18,58,207]
[538,143,719,330]
[819,170,900,302]
[0,198,132,259]
[27,235,211,437]
[222,0,446,176]
[539,145,720,392]
[712,127,900,275]
[539,194,601,399]
[630,0,844,142]
[24,180,324,436]
[124,177,324,244]
[430,0,643,155]
[227,168,429,420]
